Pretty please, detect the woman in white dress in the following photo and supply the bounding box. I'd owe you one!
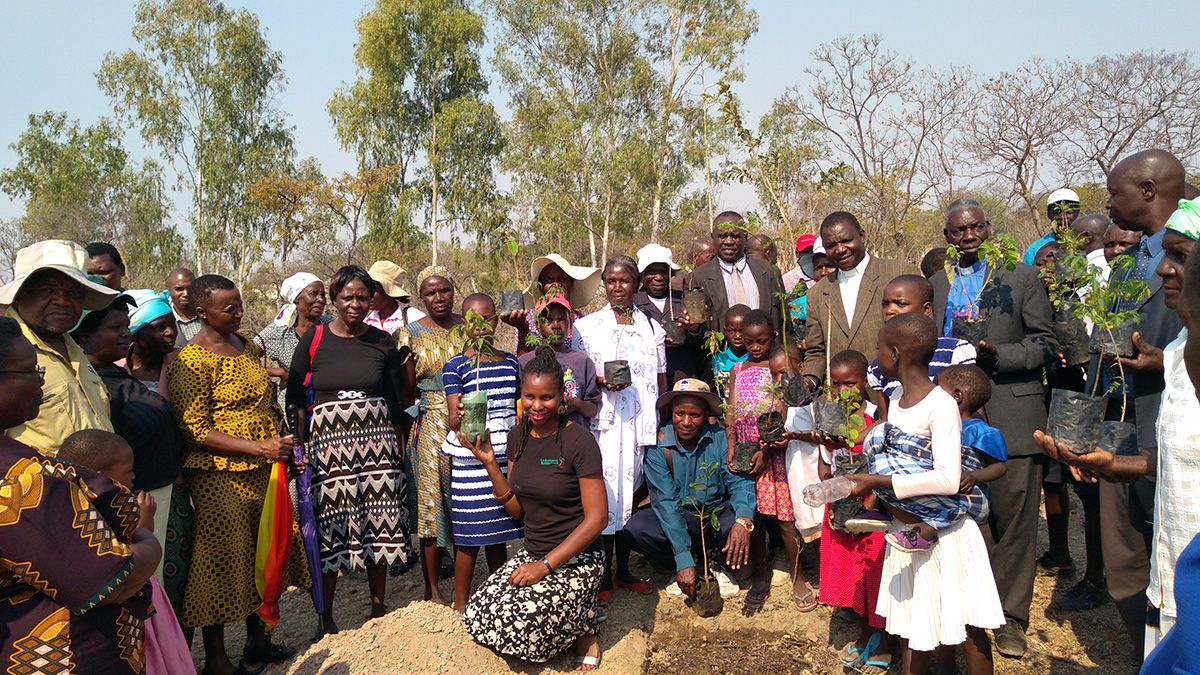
[574,255,666,601]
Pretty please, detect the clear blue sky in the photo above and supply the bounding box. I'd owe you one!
[0,0,1190,223]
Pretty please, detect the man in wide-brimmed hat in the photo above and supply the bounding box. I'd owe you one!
[1,240,119,454]
[621,379,766,607]
[366,259,426,333]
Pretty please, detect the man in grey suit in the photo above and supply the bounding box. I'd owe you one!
[930,198,1058,658]
[687,211,785,335]
[802,211,919,384]
[1086,149,1185,660]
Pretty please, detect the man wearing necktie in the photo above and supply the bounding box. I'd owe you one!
[686,211,786,336]
[1086,149,1186,662]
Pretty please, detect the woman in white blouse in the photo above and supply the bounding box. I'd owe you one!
[574,255,667,601]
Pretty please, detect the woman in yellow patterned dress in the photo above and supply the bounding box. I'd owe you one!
[166,275,307,675]
[396,267,461,605]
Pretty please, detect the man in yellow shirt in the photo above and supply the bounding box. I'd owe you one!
[0,240,119,454]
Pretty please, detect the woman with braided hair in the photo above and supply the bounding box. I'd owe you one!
[460,346,608,670]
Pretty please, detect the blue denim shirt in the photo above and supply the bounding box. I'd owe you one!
[645,423,757,571]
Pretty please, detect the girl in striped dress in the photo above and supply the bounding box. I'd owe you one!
[442,293,523,611]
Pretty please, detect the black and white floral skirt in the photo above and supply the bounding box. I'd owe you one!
[463,548,604,663]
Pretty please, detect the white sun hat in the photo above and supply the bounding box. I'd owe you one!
[0,240,119,310]
[635,243,680,272]
[522,253,601,310]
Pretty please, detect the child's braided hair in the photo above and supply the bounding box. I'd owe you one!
[512,345,567,463]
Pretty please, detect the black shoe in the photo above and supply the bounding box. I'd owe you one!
[1051,578,1109,612]
[1036,552,1077,578]
[993,620,1027,658]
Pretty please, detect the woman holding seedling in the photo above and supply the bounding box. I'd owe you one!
[575,255,667,602]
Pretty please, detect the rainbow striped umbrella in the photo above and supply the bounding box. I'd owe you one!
[254,459,294,631]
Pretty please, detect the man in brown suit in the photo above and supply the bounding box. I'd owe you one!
[687,211,786,335]
[802,211,919,384]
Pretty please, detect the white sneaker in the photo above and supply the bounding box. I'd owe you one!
[713,569,740,598]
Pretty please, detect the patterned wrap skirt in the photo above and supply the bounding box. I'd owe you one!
[407,390,454,547]
[309,396,411,573]
[464,548,604,663]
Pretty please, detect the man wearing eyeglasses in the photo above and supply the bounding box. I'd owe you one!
[0,240,119,455]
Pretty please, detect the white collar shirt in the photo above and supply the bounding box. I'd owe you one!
[837,253,871,325]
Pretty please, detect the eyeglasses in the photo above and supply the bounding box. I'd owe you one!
[0,366,47,383]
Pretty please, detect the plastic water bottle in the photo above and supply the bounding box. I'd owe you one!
[802,476,853,507]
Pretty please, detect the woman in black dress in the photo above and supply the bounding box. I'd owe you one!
[460,346,608,670]
[286,265,410,637]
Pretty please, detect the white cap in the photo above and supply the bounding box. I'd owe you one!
[636,243,680,272]
[1047,188,1081,205]
[812,238,827,256]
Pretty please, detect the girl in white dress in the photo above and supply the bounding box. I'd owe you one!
[847,315,1004,675]
[574,256,666,601]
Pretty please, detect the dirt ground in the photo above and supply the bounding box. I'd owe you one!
[191,492,1138,674]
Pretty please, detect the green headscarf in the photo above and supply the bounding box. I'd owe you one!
[1166,197,1200,241]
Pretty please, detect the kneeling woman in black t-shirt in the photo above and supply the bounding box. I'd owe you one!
[459,346,608,670]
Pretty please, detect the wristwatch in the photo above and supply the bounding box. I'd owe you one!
[735,516,755,533]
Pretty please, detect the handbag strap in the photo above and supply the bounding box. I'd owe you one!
[304,324,325,386]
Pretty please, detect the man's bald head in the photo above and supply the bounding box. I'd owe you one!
[1107,149,1186,234]
[1069,213,1111,253]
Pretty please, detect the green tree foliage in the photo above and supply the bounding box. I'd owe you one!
[328,0,504,265]
[0,112,182,286]
[97,0,294,284]
[492,0,661,267]
[643,0,757,241]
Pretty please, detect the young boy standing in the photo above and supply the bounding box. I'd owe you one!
[867,275,975,401]
[711,303,751,402]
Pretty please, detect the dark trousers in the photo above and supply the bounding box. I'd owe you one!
[1100,480,1152,656]
[983,453,1042,629]
[623,503,755,578]
[1099,399,1154,658]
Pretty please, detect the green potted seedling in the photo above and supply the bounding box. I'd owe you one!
[1045,254,1148,454]
[755,380,787,444]
[944,232,1020,346]
[1043,229,1093,368]
[498,240,525,313]
[682,461,726,618]
[682,285,710,326]
[775,287,811,408]
[452,308,497,441]
[724,400,757,474]
[604,304,634,387]
[660,293,688,345]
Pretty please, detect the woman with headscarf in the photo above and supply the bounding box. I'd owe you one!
[71,293,183,566]
[126,289,179,394]
[396,266,463,605]
[573,255,667,601]
[260,272,329,416]
[125,289,193,620]
[166,274,307,674]
[286,265,410,636]
[500,254,600,354]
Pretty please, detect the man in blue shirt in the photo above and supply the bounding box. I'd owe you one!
[622,379,763,606]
